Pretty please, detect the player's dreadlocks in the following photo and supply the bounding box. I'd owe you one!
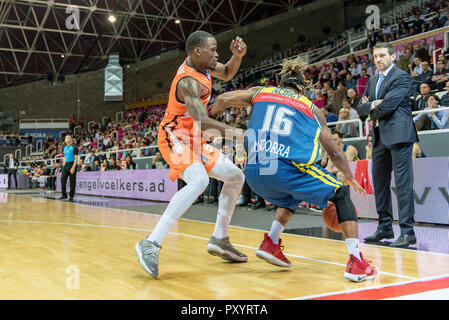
[278,57,314,92]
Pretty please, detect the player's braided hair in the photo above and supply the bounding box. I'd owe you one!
[278,57,314,91]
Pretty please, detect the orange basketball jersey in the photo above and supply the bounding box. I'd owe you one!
[157,58,219,181]
[161,57,212,132]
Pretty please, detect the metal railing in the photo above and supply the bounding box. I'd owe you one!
[363,106,449,134]
[327,119,364,138]
[4,145,160,168]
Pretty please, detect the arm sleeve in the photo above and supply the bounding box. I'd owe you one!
[370,72,412,120]
[431,110,449,129]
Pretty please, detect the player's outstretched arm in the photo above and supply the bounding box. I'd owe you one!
[208,88,259,118]
[313,107,366,196]
[211,36,247,81]
[177,77,237,136]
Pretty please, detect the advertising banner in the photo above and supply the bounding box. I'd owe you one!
[56,169,177,202]
[0,174,30,189]
[19,129,68,147]
[350,158,449,225]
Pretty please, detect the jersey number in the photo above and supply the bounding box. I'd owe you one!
[261,105,294,136]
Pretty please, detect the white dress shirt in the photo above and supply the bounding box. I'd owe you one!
[371,63,395,109]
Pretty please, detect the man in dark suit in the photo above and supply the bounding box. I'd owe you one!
[6,153,19,189]
[357,42,418,247]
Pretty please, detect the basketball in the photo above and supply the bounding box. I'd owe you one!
[322,202,359,233]
[322,201,341,233]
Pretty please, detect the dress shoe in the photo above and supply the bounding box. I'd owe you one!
[250,200,266,210]
[390,234,417,247]
[364,230,394,242]
[59,195,68,200]
[208,197,218,204]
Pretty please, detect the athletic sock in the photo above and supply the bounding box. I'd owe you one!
[268,220,284,245]
[345,238,361,260]
[147,215,176,246]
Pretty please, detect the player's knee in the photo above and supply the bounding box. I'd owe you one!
[329,186,357,224]
[234,168,245,185]
[195,174,210,192]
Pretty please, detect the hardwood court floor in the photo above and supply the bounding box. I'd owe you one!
[1,193,449,300]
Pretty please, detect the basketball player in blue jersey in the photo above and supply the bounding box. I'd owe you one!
[209,58,377,282]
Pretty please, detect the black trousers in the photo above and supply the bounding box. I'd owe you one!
[209,178,223,200]
[61,162,77,198]
[372,136,415,235]
[8,169,17,189]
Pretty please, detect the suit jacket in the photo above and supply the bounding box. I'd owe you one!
[4,158,19,171]
[357,65,418,148]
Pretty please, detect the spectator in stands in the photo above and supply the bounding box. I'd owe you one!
[338,62,350,78]
[312,89,326,109]
[228,114,237,127]
[431,61,449,91]
[259,72,269,86]
[413,83,431,111]
[439,80,449,107]
[412,14,424,34]
[47,162,61,190]
[409,56,423,80]
[441,12,449,27]
[93,159,101,171]
[322,104,338,129]
[337,108,358,138]
[344,73,356,90]
[396,48,412,73]
[347,88,361,110]
[109,158,120,170]
[418,61,433,84]
[151,151,168,169]
[84,149,96,166]
[329,70,340,90]
[412,60,433,95]
[124,154,136,170]
[397,18,409,34]
[321,130,359,181]
[414,95,449,130]
[100,160,108,171]
[428,19,439,31]
[349,62,361,77]
[342,96,360,120]
[239,108,249,127]
[329,80,347,114]
[365,133,373,160]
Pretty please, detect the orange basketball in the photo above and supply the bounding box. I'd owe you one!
[322,201,341,233]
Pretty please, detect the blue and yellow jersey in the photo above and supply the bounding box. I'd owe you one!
[245,86,322,165]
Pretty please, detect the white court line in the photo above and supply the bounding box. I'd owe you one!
[0,218,417,281]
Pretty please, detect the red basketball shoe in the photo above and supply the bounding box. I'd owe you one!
[344,253,377,282]
[255,233,291,268]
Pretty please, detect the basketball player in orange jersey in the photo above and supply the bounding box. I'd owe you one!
[135,31,248,278]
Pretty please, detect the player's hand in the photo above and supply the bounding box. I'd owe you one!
[361,96,370,104]
[343,176,367,197]
[373,99,382,107]
[207,102,222,119]
[70,167,75,175]
[230,36,247,58]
